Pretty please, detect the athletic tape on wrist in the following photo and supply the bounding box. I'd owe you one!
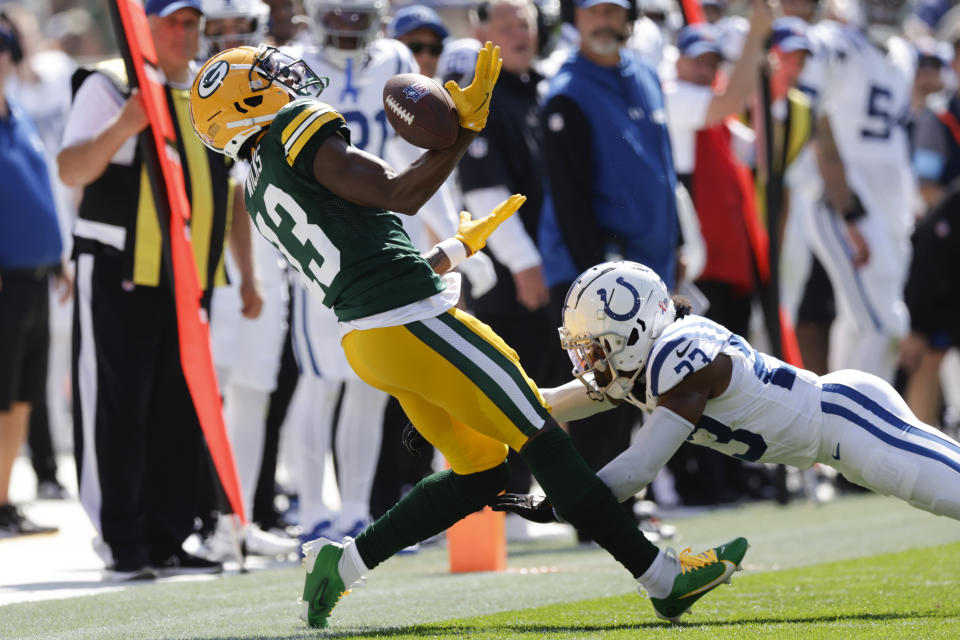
[437,237,469,268]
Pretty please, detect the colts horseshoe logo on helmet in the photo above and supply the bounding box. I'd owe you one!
[597,277,642,322]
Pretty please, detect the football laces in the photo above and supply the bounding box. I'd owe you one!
[384,94,414,126]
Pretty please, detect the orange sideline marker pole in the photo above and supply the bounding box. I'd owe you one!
[447,505,506,573]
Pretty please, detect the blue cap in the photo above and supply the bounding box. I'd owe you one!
[388,5,449,40]
[145,0,203,17]
[575,0,633,10]
[771,17,812,54]
[677,23,724,59]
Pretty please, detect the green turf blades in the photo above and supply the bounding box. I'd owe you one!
[649,538,747,623]
[300,539,347,628]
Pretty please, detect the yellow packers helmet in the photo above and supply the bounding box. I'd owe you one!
[190,44,330,159]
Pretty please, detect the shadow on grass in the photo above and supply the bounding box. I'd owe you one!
[180,609,957,640]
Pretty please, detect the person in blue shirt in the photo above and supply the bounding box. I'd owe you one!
[0,14,64,537]
[537,0,680,520]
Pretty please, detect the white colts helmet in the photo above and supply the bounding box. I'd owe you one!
[305,0,388,69]
[201,0,271,57]
[559,261,675,409]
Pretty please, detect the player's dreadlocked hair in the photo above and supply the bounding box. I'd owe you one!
[672,294,692,320]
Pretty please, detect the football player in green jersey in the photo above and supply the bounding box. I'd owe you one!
[189,42,747,627]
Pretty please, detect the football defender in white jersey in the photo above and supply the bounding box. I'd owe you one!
[797,0,916,382]
[281,0,494,543]
[496,261,960,524]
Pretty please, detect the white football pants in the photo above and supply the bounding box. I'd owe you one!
[818,369,960,520]
[806,202,910,383]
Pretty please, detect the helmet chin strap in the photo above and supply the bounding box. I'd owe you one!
[603,367,645,407]
[605,377,633,401]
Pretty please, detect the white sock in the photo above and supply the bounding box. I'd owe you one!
[637,549,679,599]
[337,537,368,588]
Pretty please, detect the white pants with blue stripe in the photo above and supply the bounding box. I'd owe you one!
[806,202,910,383]
[818,369,960,520]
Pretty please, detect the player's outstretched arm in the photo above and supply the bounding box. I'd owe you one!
[595,359,724,501]
[313,127,478,215]
[311,43,504,215]
[444,41,502,132]
[421,194,525,275]
[541,378,617,422]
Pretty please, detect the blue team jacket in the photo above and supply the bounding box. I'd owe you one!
[538,49,679,289]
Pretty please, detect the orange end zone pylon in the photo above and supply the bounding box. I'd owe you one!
[447,505,507,573]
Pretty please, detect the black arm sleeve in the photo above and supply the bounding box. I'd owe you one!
[542,95,606,272]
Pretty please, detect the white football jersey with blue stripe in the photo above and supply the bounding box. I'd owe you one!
[798,21,915,233]
[644,315,823,468]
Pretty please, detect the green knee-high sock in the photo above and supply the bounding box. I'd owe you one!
[355,461,509,570]
[520,424,658,578]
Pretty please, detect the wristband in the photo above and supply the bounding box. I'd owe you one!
[436,237,469,268]
[842,193,867,222]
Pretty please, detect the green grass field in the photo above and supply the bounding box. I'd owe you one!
[4,494,960,640]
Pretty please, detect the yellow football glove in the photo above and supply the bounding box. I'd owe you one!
[456,194,526,255]
[444,41,503,132]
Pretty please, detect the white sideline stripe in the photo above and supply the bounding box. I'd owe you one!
[76,255,104,537]
[283,107,331,155]
[420,316,545,430]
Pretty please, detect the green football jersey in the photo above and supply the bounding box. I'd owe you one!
[244,98,444,322]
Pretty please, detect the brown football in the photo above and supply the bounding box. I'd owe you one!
[383,73,459,150]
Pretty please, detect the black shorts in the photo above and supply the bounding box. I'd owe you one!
[797,256,836,326]
[0,269,51,410]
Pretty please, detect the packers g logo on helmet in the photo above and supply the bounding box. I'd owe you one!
[198,60,230,98]
[189,45,330,160]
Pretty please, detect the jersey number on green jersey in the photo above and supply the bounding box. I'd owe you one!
[252,183,341,294]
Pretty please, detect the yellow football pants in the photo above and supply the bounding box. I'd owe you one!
[342,308,551,475]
